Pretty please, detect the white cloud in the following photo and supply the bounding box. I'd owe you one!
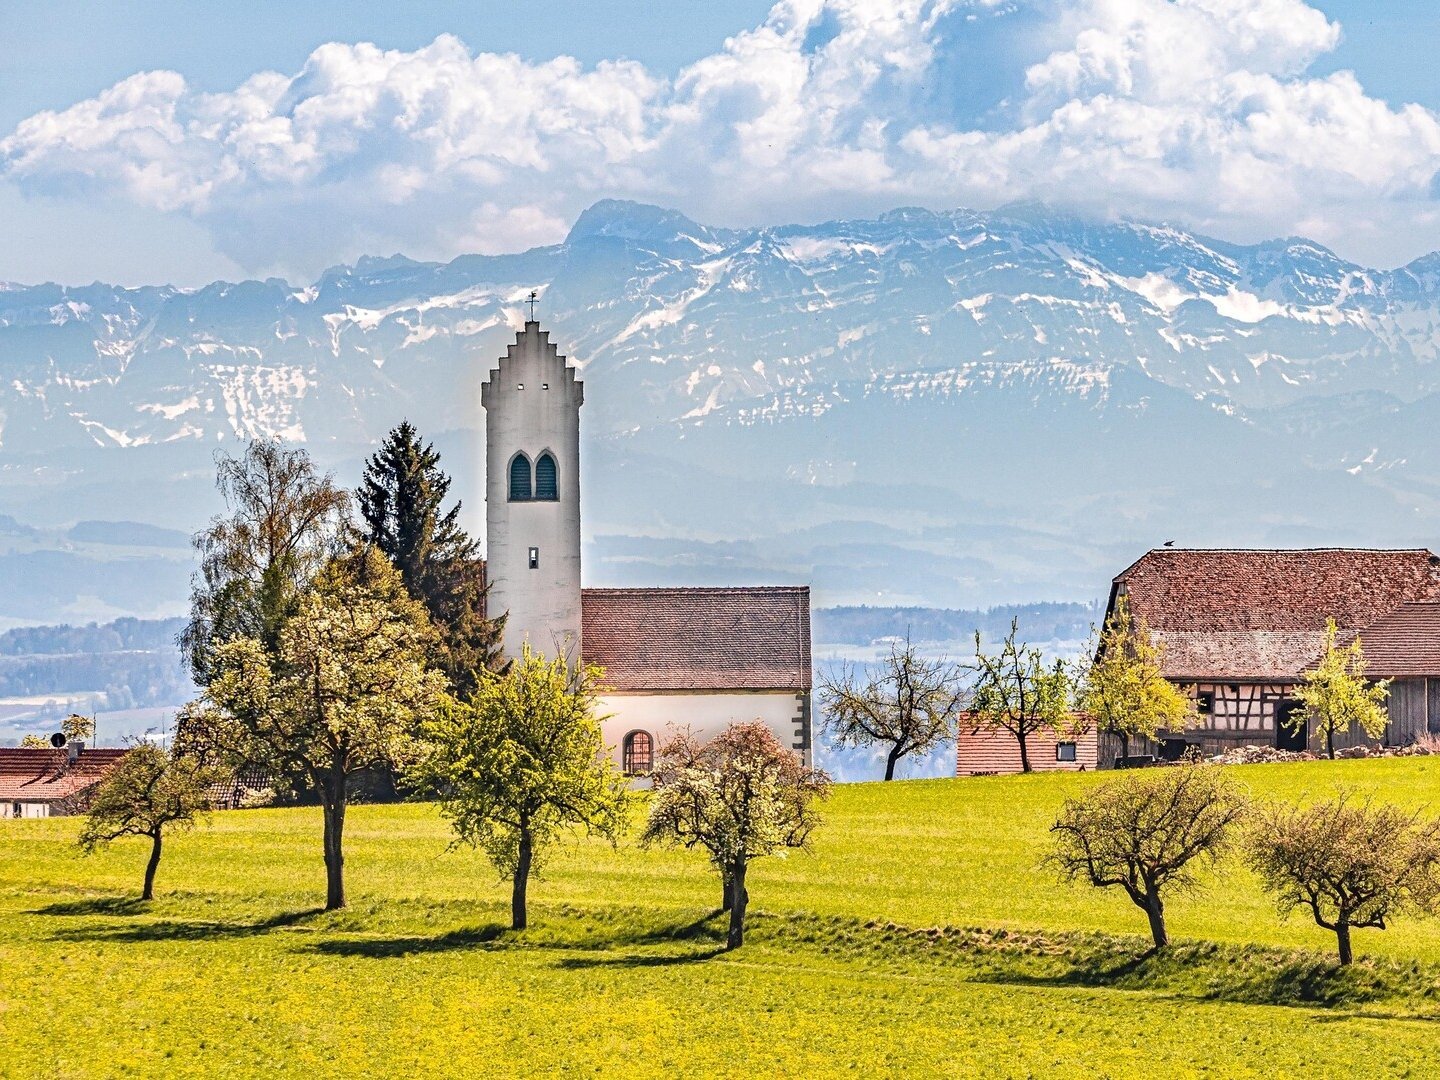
[4,0,1440,276]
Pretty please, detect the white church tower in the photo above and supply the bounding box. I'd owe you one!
[480,319,584,660]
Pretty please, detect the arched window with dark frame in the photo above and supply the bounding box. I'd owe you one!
[534,452,558,501]
[622,731,653,776]
[509,453,533,501]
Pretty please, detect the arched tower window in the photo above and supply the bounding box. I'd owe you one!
[508,454,533,501]
[534,452,558,501]
[622,731,653,776]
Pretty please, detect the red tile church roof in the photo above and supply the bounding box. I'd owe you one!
[581,586,811,692]
[1111,548,1440,681]
[0,747,128,803]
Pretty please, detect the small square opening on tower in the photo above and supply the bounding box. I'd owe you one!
[528,547,539,570]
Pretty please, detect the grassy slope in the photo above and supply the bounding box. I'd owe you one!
[4,759,1440,1077]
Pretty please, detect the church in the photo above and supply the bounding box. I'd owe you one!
[480,320,813,773]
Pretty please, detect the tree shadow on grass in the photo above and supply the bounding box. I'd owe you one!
[31,896,152,917]
[309,924,508,958]
[47,907,324,943]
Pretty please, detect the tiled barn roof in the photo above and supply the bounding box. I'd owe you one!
[1344,603,1440,679]
[581,586,811,692]
[1111,548,1440,681]
[0,747,128,803]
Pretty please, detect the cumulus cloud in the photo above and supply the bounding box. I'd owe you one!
[5,0,1440,275]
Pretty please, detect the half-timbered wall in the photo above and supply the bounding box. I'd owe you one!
[1165,681,1390,754]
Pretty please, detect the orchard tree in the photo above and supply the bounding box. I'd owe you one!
[78,743,214,900]
[1291,619,1390,759]
[1081,597,1195,759]
[199,545,445,910]
[415,646,630,930]
[1049,765,1248,949]
[62,713,96,742]
[357,422,503,694]
[819,638,966,781]
[1248,793,1440,964]
[642,722,831,950]
[181,439,350,685]
[970,620,1073,773]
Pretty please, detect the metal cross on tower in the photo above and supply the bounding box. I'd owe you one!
[526,289,539,321]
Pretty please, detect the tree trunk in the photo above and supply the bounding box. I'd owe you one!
[721,867,733,912]
[142,830,162,901]
[1326,725,1335,760]
[1119,731,1130,762]
[1143,891,1169,949]
[1017,730,1031,774]
[884,744,903,782]
[322,784,347,911]
[726,859,749,950]
[512,825,533,930]
[1336,920,1353,965]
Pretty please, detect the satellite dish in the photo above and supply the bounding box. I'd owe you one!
[50,732,67,748]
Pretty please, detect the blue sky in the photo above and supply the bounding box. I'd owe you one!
[3,0,1439,285]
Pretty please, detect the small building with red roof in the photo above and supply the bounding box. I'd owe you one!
[0,745,128,819]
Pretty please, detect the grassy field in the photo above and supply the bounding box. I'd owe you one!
[5,759,1440,1077]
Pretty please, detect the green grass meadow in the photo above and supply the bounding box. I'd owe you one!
[6,759,1440,1077]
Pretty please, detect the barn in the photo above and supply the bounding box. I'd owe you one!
[1104,547,1440,757]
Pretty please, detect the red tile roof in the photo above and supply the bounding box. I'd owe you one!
[0,747,128,803]
[1345,603,1440,679]
[1112,548,1440,681]
[581,586,811,692]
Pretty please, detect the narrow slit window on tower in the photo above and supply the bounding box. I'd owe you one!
[535,453,558,500]
[509,454,532,501]
[528,547,539,570]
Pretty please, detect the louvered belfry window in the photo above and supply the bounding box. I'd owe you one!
[535,453,558,501]
[509,454,532,501]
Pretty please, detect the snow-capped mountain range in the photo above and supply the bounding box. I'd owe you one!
[5,199,1440,624]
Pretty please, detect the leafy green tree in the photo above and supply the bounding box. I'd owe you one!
[1049,765,1248,949]
[970,619,1074,773]
[182,439,350,685]
[818,637,966,780]
[78,743,214,900]
[414,646,630,930]
[199,545,445,910]
[1248,792,1440,964]
[1290,619,1390,759]
[357,422,503,695]
[1081,596,1195,759]
[62,713,96,742]
[642,722,831,950]
[19,734,49,748]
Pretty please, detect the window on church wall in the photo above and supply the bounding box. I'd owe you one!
[509,454,533,501]
[623,731,653,776]
[535,453,558,501]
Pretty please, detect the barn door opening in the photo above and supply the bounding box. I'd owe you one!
[1275,699,1307,752]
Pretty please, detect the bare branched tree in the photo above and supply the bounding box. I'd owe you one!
[1248,792,1440,964]
[1049,765,1248,948]
[819,637,966,780]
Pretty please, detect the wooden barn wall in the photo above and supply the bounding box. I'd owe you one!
[956,728,1098,776]
[1387,679,1429,746]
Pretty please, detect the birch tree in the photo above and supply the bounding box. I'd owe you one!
[819,638,966,780]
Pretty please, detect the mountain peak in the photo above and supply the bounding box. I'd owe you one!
[566,200,712,246]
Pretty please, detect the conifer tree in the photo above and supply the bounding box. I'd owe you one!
[357,422,502,695]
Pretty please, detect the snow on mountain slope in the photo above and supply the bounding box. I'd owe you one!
[3,199,1440,620]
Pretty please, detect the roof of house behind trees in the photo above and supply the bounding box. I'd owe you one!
[1110,548,1440,681]
[0,747,127,803]
[581,586,811,692]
